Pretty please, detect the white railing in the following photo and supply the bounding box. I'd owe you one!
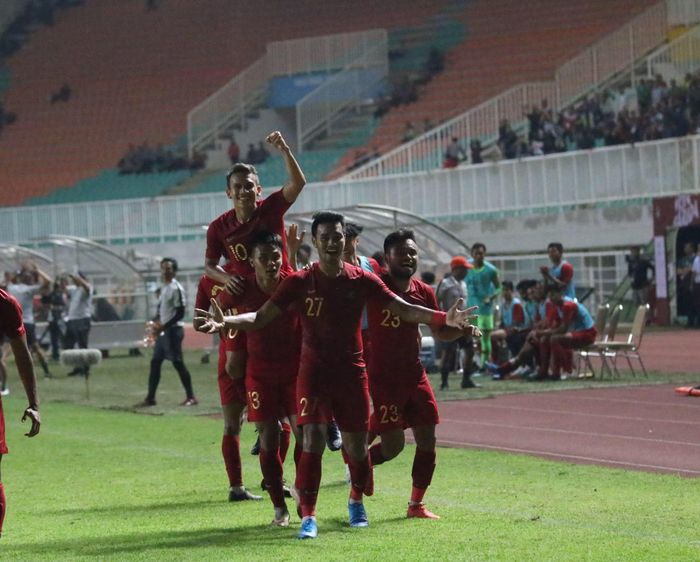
[646,23,700,79]
[3,135,700,246]
[295,40,389,151]
[187,29,388,155]
[187,56,268,156]
[667,0,700,26]
[267,29,387,76]
[343,2,668,181]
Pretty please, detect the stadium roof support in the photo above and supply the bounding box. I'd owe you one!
[0,244,54,275]
[33,235,144,285]
[286,204,470,270]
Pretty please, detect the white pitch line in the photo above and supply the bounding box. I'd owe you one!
[442,402,700,426]
[436,439,700,475]
[549,392,700,409]
[440,417,700,448]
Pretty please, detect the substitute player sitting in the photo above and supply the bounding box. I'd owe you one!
[544,285,597,380]
[366,229,479,520]
[0,288,41,538]
[215,231,301,527]
[196,211,474,540]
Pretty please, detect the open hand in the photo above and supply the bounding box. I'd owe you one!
[287,223,306,257]
[194,299,225,334]
[446,300,479,329]
[22,407,41,437]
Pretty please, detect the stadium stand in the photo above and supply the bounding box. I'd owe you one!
[0,0,447,206]
[327,0,658,178]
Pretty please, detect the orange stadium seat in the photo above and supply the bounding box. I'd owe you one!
[0,0,446,205]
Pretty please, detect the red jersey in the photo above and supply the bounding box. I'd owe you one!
[205,189,291,275]
[0,288,25,340]
[270,262,396,370]
[195,275,226,310]
[217,269,300,381]
[366,275,436,383]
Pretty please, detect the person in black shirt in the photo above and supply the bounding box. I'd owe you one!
[626,246,654,306]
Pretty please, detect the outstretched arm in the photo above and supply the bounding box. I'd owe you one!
[266,131,306,203]
[195,298,283,333]
[9,335,40,437]
[386,297,476,329]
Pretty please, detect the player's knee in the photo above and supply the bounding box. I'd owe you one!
[382,436,404,460]
[302,425,326,454]
[344,440,367,460]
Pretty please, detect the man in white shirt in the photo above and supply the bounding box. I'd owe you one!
[7,265,52,381]
[64,271,93,377]
[139,258,197,407]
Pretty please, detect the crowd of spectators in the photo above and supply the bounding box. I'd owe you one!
[117,143,205,175]
[498,72,700,161]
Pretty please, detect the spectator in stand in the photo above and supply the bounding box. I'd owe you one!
[470,140,483,164]
[402,121,417,144]
[228,138,240,165]
[256,141,270,164]
[626,246,654,306]
[443,137,466,168]
[498,119,518,159]
[246,143,258,164]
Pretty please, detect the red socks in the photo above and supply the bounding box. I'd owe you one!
[0,483,5,536]
[411,448,436,490]
[293,442,302,469]
[295,451,322,517]
[222,434,242,487]
[347,454,371,501]
[259,449,285,508]
[369,443,386,466]
[279,422,291,464]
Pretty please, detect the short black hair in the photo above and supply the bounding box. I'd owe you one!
[471,242,486,253]
[225,162,259,188]
[344,222,364,239]
[298,243,312,254]
[311,211,345,237]
[547,242,563,253]
[161,257,178,272]
[502,280,514,291]
[383,228,416,253]
[546,283,564,294]
[250,230,283,252]
[516,279,537,294]
[371,251,385,267]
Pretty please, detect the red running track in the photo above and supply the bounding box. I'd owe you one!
[436,385,700,476]
[186,328,700,475]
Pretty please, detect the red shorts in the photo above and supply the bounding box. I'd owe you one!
[0,398,7,455]
[296,365,370,433]
[369,372,440,433]
[217,347,246,406]
[563,327,597,348]
[246,376,296,422]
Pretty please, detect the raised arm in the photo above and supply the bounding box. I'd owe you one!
[266,131,306,204]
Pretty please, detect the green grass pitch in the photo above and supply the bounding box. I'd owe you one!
[0,351,697,560]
